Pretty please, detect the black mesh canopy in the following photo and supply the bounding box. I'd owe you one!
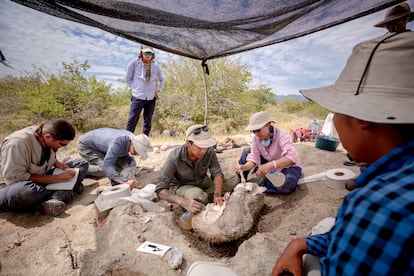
[12,0,403,60]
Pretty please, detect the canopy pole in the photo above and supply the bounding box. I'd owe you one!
[201,60,209,126]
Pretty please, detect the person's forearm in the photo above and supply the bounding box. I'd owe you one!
[240,161,256,171]
[272,238,308,276]
[213,176,223,198]
[29,171,74,185]
[112,177,129,185]
[272,157,295,168]
[158,189,185,206]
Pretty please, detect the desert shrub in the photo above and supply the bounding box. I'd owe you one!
[278,98,305,114]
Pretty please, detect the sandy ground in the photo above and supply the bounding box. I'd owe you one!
[0,136,360,276]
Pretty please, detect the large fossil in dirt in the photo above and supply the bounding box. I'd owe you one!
[191,183,265,243]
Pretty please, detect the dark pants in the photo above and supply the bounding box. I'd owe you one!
[238,147,302,194]
[126,96,156,135]
[0,158,89,212]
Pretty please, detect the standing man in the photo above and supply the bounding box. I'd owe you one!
[155,125,236,214]
[0,119,89,216]
[125,45,165,136]
[272,32,414,275]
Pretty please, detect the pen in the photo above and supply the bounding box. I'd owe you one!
[147,244,162,251]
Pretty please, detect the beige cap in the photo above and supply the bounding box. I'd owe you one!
[128,134,153,160]
[186,124,216,148]
[301,32,414,124]
[245,111,275,131]
[141,45,154,53]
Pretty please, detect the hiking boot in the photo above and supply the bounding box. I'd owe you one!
[41,199,65,217]
[52,190,77,203]
[73,183,84,195]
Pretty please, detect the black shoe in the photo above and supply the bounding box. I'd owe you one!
[52,190,77,203]
[73,183,84,194]
[344,153,356,166]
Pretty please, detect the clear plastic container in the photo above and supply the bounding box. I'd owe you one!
[308,118,321,140]
[177,198,202,230]
[178,210,194,230]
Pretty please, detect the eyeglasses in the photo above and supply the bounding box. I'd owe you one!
[54,139,68,148]
[143,52,153,56]
[251,127,263,134]
[191,125,208,135]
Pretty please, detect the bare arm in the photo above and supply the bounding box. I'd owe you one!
[29,170,76,185]
[213,175,226,206]
[256,156,295,176]
[236,160,256,173]
[272,238,308,276]
[158,189,204,213]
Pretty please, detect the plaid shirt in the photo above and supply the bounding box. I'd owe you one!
[306,140,414,275]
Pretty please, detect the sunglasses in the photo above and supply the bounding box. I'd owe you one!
[191,125,208,135]
[143,52,153,56]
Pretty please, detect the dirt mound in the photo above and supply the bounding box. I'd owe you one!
[0,138,359,275]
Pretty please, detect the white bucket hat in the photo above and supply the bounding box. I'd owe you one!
[245,111,275,131]
[186,124,217,148]
[128,134,153,160]
[301,32,414,124]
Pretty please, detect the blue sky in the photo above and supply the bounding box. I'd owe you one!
[1,0,413,95]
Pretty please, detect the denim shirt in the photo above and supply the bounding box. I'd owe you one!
[125,58,165,100]
[78,128,135,182]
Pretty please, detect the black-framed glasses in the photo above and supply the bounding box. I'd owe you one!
[191,125,208,135]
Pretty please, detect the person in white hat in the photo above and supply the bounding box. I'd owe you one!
[77,128,152,188]
[273,32,414,275]
[374,2,413,33]
[236,111,302,194]
[125,44,165,136]
[156,125,236,214]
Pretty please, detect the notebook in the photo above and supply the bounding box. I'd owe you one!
[46,168,79,190]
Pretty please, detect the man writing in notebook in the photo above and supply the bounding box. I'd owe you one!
[0,119,88,216]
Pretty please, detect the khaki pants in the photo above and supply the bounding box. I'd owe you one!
[175,174,237,204]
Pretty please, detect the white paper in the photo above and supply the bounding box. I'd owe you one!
[46,168,79,190]
[136,241,171,257]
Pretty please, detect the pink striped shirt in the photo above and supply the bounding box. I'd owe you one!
[246,127,301,172]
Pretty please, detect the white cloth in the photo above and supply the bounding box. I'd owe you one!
[321,113,334,136]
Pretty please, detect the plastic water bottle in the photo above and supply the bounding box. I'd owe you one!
[309,118,321,140]
[178,210,194,230]
[178,198,203,230]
